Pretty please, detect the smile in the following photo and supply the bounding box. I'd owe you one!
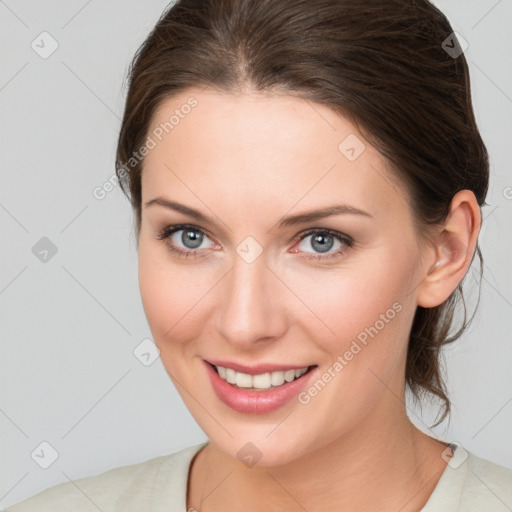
[214,365,309,390]
[204,360,317,414]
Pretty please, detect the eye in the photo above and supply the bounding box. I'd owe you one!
[291,228,353,261]
[155,224,352,262]
[155,224,218,259]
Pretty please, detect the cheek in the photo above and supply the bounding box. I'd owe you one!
[292,251,417,388]
[138,242,206,353]
[287,259,415,436]
[291,259,408,345]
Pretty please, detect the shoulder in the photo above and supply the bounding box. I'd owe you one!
[459,450,512,510]
[4,443,206,512]
[423,444,512,512]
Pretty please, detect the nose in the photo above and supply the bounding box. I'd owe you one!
[214,251,287,350]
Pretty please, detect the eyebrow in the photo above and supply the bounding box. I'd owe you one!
[144,197,372,230]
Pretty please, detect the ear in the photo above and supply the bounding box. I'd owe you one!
[417,190,481,308]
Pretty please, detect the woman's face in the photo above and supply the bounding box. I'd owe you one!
[138,88,432,466]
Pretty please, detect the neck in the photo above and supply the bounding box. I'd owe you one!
[188,397,449,511]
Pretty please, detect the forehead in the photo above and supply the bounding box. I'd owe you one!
[141,88,410,223]
[147,88,360,163]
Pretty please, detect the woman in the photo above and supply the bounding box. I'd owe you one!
[6,0,511,510]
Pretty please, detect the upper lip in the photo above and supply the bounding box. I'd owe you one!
[205,359,313,375]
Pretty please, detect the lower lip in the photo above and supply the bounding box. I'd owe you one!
[204,361,316,414]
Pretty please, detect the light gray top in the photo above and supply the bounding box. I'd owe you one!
[5,442,512,511]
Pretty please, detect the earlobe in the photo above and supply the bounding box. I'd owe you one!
[417,190,481,308]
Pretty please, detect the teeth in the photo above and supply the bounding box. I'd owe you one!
[271,371,285,386]
[226,368,236,384]
[214,365,309,390]
[253,372,271,389]
[284,369,295,382]
[236,372,252,388]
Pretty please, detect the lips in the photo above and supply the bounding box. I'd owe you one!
[204,359,317,414]
[205,359,312,375]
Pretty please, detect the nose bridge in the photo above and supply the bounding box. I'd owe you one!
[215,249,285,347]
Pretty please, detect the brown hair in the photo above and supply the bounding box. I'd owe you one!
[115,0,489,425]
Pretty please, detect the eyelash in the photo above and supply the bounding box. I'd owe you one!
[155,224,353,262]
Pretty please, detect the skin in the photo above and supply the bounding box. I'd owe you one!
[137,87,481,511]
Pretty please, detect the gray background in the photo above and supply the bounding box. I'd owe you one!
[1,0,511,507]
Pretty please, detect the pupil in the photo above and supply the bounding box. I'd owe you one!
[312,234,333,253]
[182,230,203,249]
